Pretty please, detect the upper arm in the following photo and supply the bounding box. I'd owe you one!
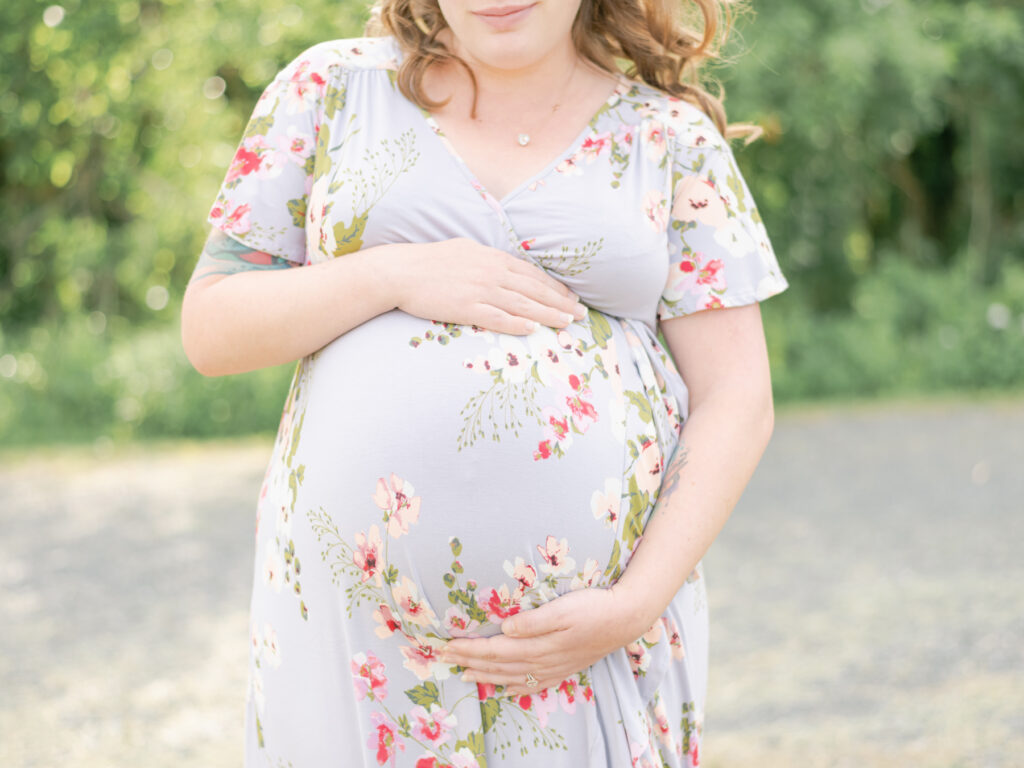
[659,303,772,413]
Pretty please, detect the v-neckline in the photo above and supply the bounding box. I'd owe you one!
[414,72,632,210]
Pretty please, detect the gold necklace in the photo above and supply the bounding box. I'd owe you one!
[513,58,580,147]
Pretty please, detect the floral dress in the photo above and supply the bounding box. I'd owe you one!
[206,34,788,768]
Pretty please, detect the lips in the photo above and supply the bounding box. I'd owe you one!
[472,2,538,29]
[475,3,535,16]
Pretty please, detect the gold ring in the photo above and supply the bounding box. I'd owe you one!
[525,672,539,688]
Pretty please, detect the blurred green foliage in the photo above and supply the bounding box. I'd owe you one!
[1,0,1022,445]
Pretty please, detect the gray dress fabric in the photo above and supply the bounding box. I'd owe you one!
[206,34,788,768]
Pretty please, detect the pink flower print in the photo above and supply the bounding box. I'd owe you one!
[484,584,521,623]
[277,124,315,163]
[449,747,482,768]
[226,144,263,184]
[636,438,664,496]
[541,406,572,446]
[563,374,598,433]
[531,688,559,728]
[703,295,724,310]
[444,605,481,637]
[672,175,729,229]
[351,651,388,702]
[410,703,456,747]
[557,677,580,713]
[662,616,685,660]
[626,641,651,677]
[503,557,537,599]
[579,131,612,161]
[401,635,449,681]
[521,238,536,251]
[476,682,498,700]
[570,558,602,590]
[614,124,635,147]
[415,758,443,768]
[392,576,437,628]
[368,711,405,766]
[591,477,622,528]
[555,152,584,176]
[209,201,252,235]
[284,60,325,114]
[695,257,725,291]
[373,604,403,639]
[583,684,594,702]
[533,440,553,461]
[643,189,669,233]
[353,525,384,585]
[373,473,421,538]
[641,119,668,162]
[652,697,675,750]
[537,535,576,576]
[690,741,700,766]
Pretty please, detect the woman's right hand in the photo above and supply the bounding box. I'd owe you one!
[389,238,588,335]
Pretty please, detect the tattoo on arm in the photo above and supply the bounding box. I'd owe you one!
[655,441,689,512]
[188,228,301,284]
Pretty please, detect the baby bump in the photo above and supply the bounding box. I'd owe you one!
[267,309,673,656]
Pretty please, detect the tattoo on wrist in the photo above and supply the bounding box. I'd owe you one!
[188,228,300,283]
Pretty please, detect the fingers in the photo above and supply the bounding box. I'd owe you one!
[498,273,587,328]
[491,287,583,331]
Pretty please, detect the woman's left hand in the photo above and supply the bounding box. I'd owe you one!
[440,586,650,696]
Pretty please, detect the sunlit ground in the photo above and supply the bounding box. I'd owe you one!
[2,396,1022,767]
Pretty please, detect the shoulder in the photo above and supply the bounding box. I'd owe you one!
[272,35,401,84]
[617,80,730,154]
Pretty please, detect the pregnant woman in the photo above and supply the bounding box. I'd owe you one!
[181,0,788,765]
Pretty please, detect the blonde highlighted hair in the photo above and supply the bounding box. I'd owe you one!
[365,0,757,142]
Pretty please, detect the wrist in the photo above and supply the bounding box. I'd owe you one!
[361,242,415,310]
[608,579,664,643]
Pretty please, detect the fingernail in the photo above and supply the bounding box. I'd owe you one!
[572,303,586,319]
[460,672,474,683]
[561,312,574,325]
[525,320,538,333]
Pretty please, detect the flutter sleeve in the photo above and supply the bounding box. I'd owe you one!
[205,54,328,264]
[657,114,789,322]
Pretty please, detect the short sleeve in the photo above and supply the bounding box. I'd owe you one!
[657,125,789,322]
[205,56,325,264]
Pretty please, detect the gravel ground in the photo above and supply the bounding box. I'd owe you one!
[1,397,1021,767]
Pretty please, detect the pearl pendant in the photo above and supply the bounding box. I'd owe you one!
[517,133,530,147]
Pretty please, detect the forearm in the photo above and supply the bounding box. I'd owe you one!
[181,238,408,376]
[612,385,775,631]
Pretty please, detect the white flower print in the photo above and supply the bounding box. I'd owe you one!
[537,535,576,576]
[643,189,669,233]
[591,477,622,528]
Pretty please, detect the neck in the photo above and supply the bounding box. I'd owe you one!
[437,30,580,102]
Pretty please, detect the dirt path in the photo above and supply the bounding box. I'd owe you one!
[2,398,1022,767]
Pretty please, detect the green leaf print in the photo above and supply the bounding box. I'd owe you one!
[588,310,613,349]
[287,196,307,229]
[726,160,748,213]
[405,681,441,708]
[333,214,367,257]
[243,113,273,141]
[313,121,332,182]
[622,474,648,551]
[323,81,347,120]
[481,697,502,733]
[625,391,654,424]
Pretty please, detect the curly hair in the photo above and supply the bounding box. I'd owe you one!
[365,0,757,142]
